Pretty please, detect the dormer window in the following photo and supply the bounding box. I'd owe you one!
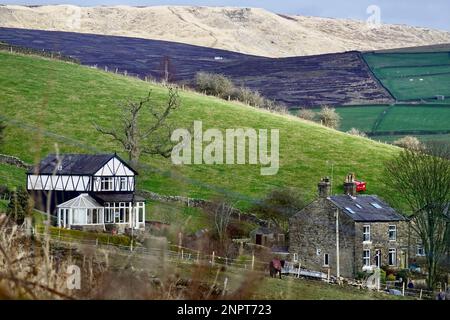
[355,204,362,209]
[57,164,63,171]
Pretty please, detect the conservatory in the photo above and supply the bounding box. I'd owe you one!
[57,193,105,229]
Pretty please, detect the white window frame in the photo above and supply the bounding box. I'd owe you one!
[363,249,371,267]
[323,253,330,267]
[417,245,425,257]
[388,248,396,266]
[120,177,127,191]
[363,225,371,242]
[101,177,113,191]
[388,225,397,241]
[293,253,299,262]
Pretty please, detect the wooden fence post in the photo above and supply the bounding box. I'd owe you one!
[197,251,200,264]
[297,263,301,278]
[251,254,255,270]
[419,289,423,300]
[212,251,215,266]
[223,277,228,297]
[402,282,405,296]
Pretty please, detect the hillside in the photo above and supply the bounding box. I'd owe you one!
[0,28,394,108]
[1,5,450,58]
[0,51,400,209]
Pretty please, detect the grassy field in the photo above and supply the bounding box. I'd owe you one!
[0,51,402,210]
[299,104,450,143]
[0,163,27,188]
[363,52,450,100]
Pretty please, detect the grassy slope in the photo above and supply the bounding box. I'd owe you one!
[0,51,400,208]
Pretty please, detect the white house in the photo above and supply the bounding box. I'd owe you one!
[27,153,146,230]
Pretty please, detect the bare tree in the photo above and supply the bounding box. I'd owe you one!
[385,145,450,288]
[212,201,234,248]
[318,105,341,129]
[94,87,181,165]
[251,188,306,233]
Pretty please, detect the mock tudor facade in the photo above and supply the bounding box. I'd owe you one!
[27,153,146,231]
[289,177,410,279]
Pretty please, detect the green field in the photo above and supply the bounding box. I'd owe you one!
[300,104,450,142]
[363,52,450,101]
[0,51,402,211]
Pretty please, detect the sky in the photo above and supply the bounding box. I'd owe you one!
[2,0,449,31]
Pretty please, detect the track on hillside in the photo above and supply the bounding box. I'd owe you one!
[0,27,394,108]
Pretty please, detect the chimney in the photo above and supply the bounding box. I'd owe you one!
[318,177,331,198]
[343,173,357,196]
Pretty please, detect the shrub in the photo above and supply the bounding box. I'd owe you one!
[386,273,396,282]
[393,136,422,151]
[347,128,367,138]
[318,106,341,129]
[195,72,235,99]
[6,186,33,224]
[297,108,316,121]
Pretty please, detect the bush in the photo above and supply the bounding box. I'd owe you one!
[6,186,33,224]
[297,108,316,121]
[347,128,368,138]
[318,106,341,129]
[194,72,287,113]
[386,273,396,282]
[195,72,235,99]
[396,269,411,282]
[393,136,423,151]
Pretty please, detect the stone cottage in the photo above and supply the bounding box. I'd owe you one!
[289,177,410,279]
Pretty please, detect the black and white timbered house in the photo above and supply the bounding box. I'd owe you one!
[27,154,146,230]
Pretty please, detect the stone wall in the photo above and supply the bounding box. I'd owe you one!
[0,153,32,170]
[289,198,356,279]
[354,220,411,272]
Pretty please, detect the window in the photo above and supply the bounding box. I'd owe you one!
[323,253,329,266]
[371,202,382,209]
[316,248,321,256]
[388,225,397,241]
[104,203,113,223]
[375,250,381,268]
[293,253,298,262]
[101,177,113,191]
[120,177,127,191]
[388,248,396,266]
[363,225,371,242]
[355,204,363,209]
[417,245,425,257]
[363,250,370,267]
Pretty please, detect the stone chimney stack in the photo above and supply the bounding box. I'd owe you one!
[343,173,357,196]
[318,177,331,198]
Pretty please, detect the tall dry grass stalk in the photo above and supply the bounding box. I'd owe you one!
[0,214,75,299]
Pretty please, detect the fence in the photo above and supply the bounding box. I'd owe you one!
[32,228,267,271]
[0,42,80,64]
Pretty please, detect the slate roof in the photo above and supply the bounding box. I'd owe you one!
[93,193,146,204]
[27,154,136,175]
[328,195,407,222]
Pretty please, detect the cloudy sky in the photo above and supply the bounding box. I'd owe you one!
[3,0,449,31]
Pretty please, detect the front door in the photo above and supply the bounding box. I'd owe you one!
[255,234,262,245]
